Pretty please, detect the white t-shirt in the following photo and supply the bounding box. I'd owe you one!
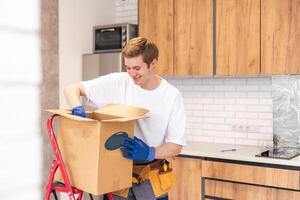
[81,72,186,147]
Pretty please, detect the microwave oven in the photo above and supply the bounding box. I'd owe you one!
[93,23,138,53]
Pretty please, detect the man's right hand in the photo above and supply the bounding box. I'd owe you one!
[71,105,87,118]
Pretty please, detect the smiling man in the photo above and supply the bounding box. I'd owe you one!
[64,37,186,200]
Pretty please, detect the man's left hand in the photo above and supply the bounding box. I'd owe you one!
[121,136,155,162]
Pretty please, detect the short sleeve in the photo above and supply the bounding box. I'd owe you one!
[164,92,187,146]
[81,72,127,107]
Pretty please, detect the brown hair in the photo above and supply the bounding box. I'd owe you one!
[122,37,159,66]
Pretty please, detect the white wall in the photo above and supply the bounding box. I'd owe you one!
[0,0,42,199]
[59,0,116,108]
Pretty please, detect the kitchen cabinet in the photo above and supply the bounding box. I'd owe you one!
[169,157,300,199]
[216,0,260,76]
[139,0,174,76]
[205,179,300,200]
[202,160,300,190]
[261,0,300,75]
[169,157,202,200]
[139,0,213,76]
[139,0,300,76]
[174,0,213,76]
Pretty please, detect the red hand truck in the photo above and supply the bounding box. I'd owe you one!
[45,114,114,200]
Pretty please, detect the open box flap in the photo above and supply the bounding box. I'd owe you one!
[94,104,149,118]
[46,109,97,122]
[102,115,149,122]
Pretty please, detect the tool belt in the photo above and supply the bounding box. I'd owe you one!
[113,159,176,199]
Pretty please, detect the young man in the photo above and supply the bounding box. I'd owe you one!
[64,37,186,199]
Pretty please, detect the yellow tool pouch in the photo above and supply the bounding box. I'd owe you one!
[113,159,176,198]
[146,159,177,197]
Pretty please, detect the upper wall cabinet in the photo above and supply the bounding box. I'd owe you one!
[139,0,213,76]
[174,0,213,76]
[139,0,174,76]
[216,0,260,76]
[139,0,300,76]
[261,0,300,75]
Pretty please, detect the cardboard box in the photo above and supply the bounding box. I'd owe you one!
[48,104,148,195]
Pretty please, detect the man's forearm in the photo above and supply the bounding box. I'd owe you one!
[64,83,85,108]
[154,142,182,159]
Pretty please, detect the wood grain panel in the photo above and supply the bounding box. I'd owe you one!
[261,0,300,74]
[174,0,213,76]
[169,157,202,200]
[206,179,300,200]
[139,0,174,76]
[202,160,300,190]
[216,0,260,76]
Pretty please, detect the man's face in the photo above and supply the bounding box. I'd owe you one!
[124,55,156,88]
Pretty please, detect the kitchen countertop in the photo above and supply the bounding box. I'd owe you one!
[180,142,300,168]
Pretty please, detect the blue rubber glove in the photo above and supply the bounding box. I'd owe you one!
[121,136,155,162]
[71,105,87,118]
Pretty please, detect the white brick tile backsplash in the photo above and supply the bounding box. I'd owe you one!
[248,92,272,98]
[225,92,248,98]
[235,112,258,119]
[260,126,273,133]
[193,111,214,117]
[247,105,272,112]
[193,85,214,91]
[248,133,272,140]
[248,119,272,126]
[182,78,202,85]
[203,104,224,111]
[213,111,235,118]
[203,117,225,124]
[237,85,259,91]
[214,85,236,91]
[203,92,224,98]
[185,103,203,110]
[247,77,271,85]
[236,139,258,146]
[214,98,236,104]
[202,78,224,85]
[259,99,272,105]
[202,130,225,137]
[225,118,247,124]
[224,78,246,85]
[236,98,259,105]
[194,123,215,130]
[196,98,214,104]
[215,124,232,131]
[117,1,273,146]
[214,137,235,144]
[225,105,247,111]
[259,113,273,119]
[225,132,248,139]
[193,135,214,143]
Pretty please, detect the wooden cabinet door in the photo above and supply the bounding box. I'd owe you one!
[139,0,174,76]
[202,160,300,190]
[174,0,213,76]
[216,0,260,76]
[261,0,300,75]
[169,157,202,200]
[205,179,300,200]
